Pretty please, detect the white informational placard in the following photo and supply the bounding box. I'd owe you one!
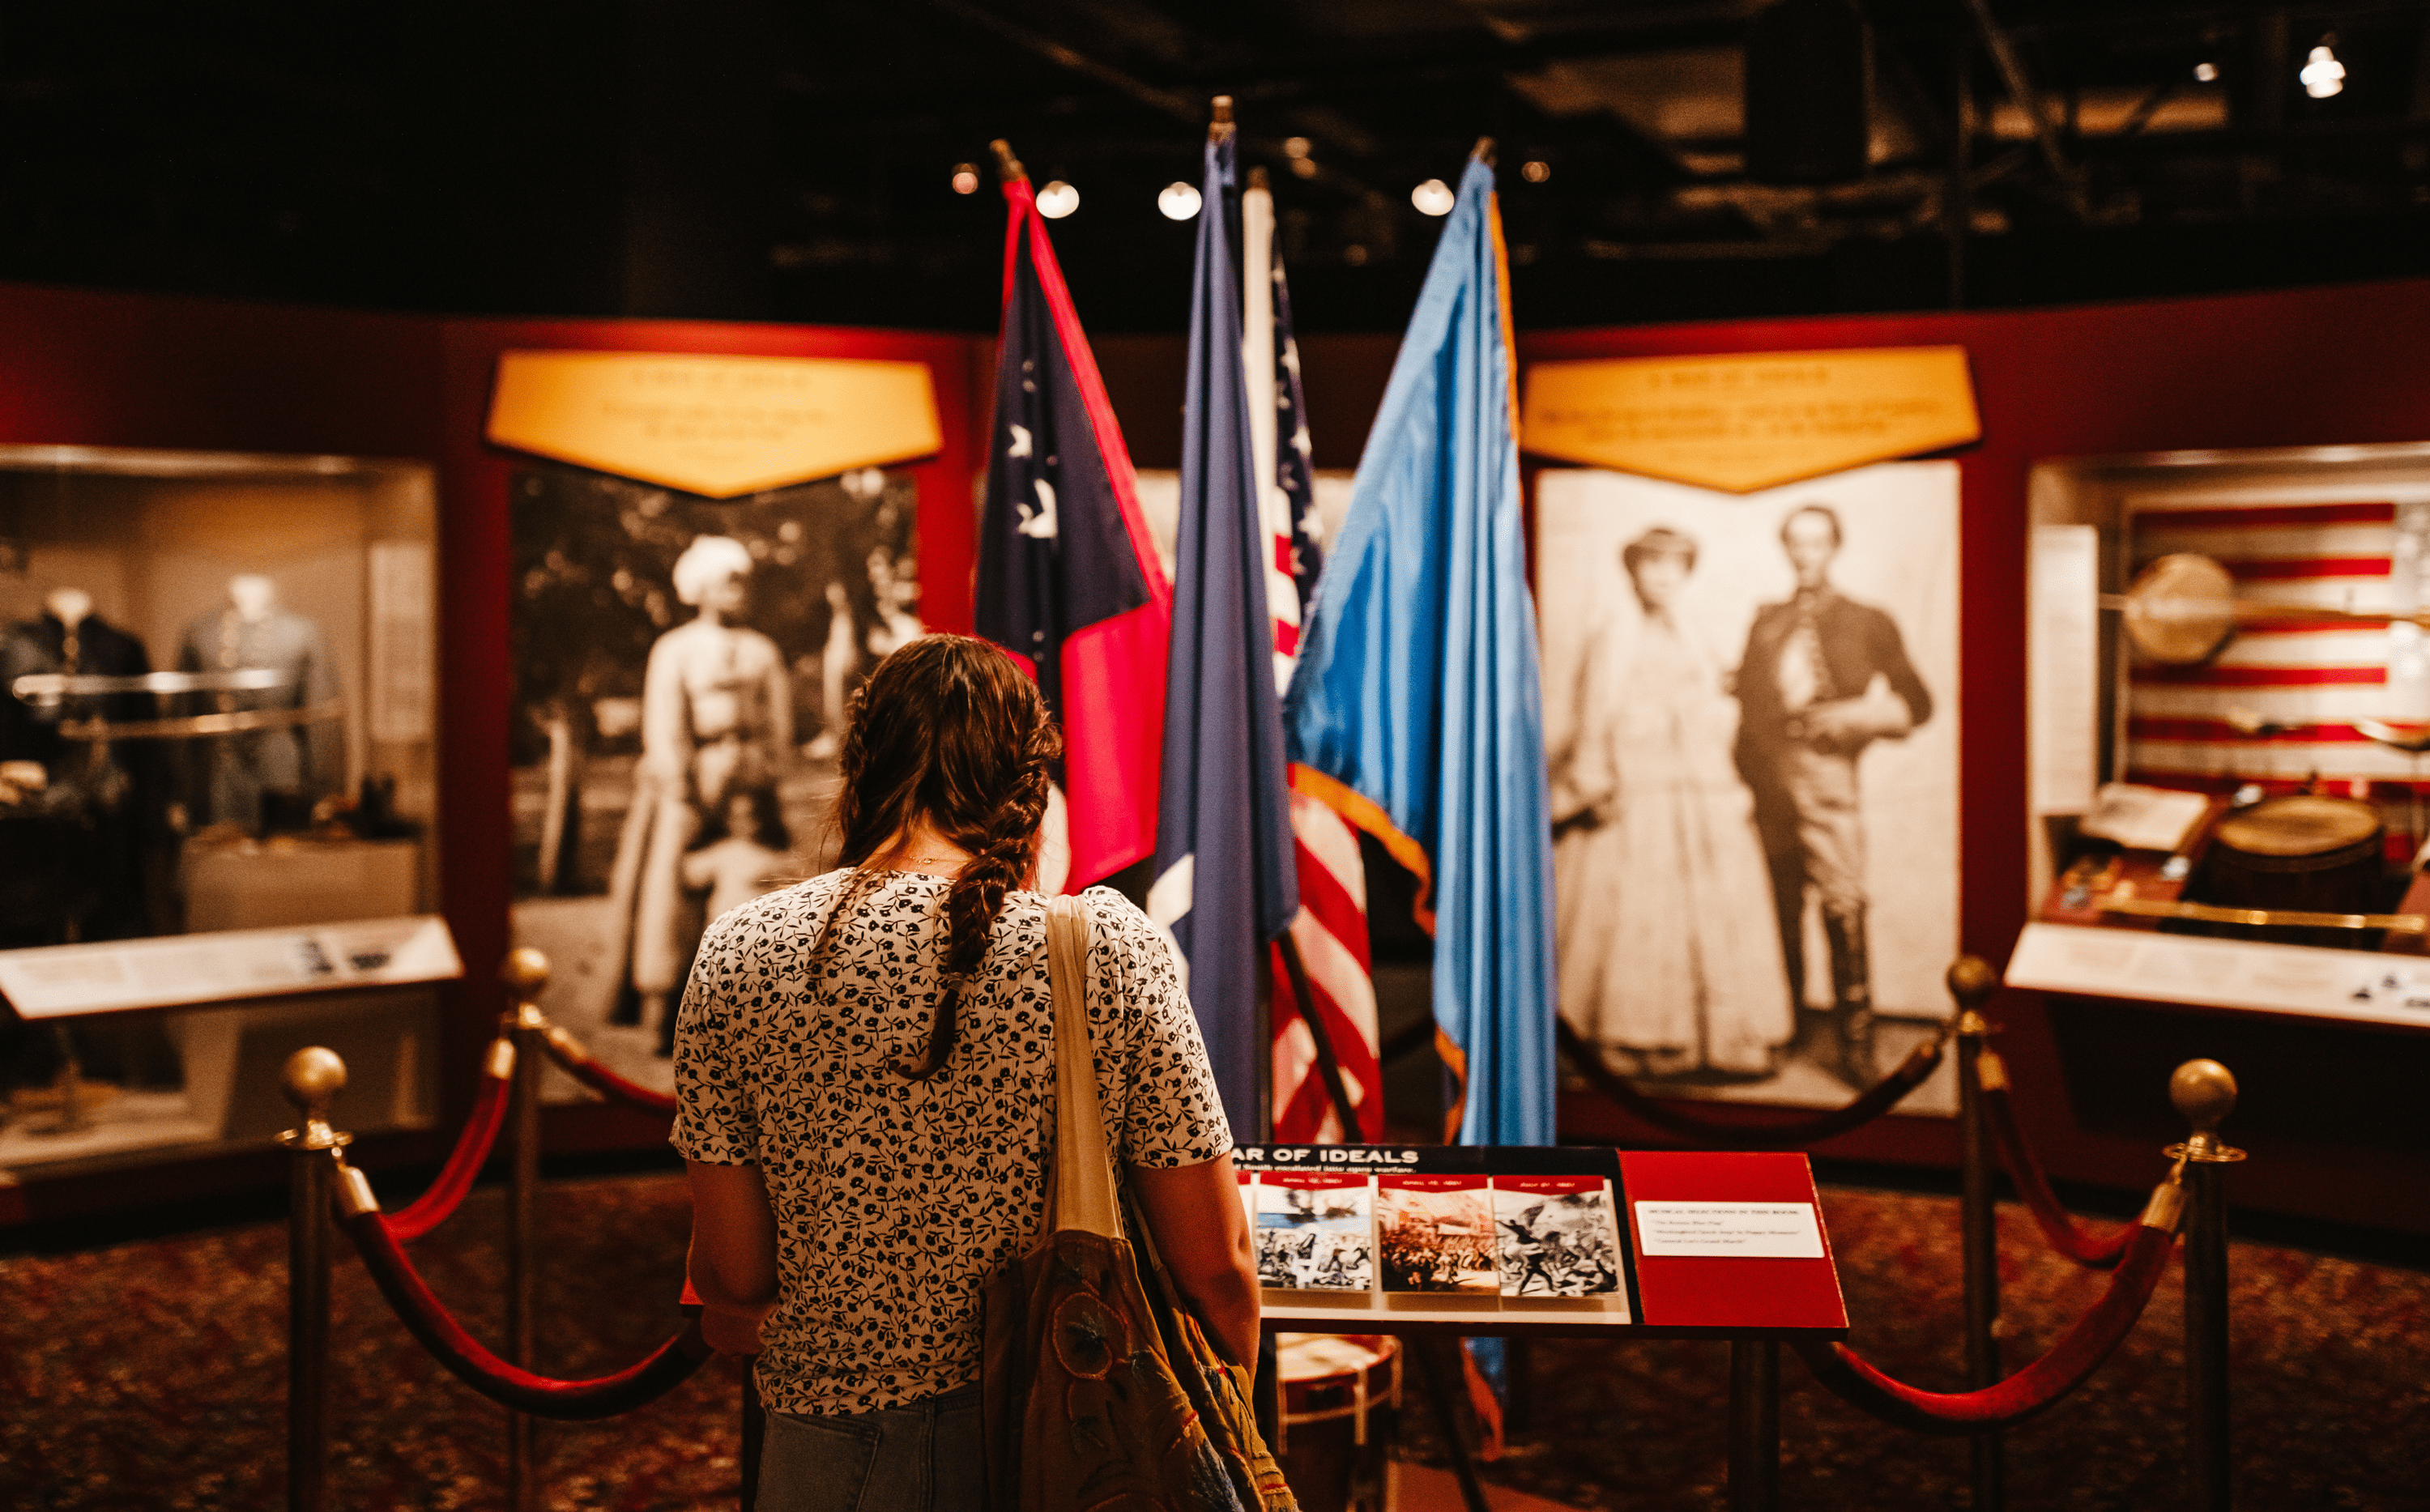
[368,540,437,743]
[2028,523,2101,816]
[2078,783,2213,853]
[0,915,463,1019]
[1634,1201,1827,1259]
[2006,922,2430,1030]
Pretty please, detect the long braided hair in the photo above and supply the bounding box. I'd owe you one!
[813,635,1059,1080]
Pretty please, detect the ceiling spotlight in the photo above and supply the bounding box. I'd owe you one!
[951,164,980,195]
[1344,244,1370,266]
[1411,178,1456,216]
[1284,137,1313,159]
[1037,180,1080,218]
[2301,42,2345,99]
[1520,160,1550,183]
[1157,181,1203,220]
[2193,62,2219,83]
[1290,156,1319,179]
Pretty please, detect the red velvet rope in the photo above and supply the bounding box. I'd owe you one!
[385,1055,514,1243]
[1980,1066,2134,1269]
[1791,1215,2178,1435]
[540,1027,678,1115]
[1556,1017,1945,1148]
[344,1209,711,1420]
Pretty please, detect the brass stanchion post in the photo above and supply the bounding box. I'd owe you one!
[2168,1059,2244,1512]
[279,1047,350,1512]
[501,948,551,1512]
[1950,956,2006,1510]
[1725,1337,1780,1512]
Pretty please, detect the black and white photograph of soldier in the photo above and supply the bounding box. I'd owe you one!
[507,461,919,1095]
[1537,462,1960,1115]
[1734,503,1936,1088]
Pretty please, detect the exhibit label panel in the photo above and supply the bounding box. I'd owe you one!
[1618,1150,1847,1331]
[486,350,943,499]
[1247,1144,1851,1335]
[0,914,461,1018]
[1520,346,1980,493]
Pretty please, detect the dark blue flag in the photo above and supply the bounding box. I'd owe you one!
[1149,126,1300,1134]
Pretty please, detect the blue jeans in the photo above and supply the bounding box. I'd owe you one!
[756,1384,983,1512]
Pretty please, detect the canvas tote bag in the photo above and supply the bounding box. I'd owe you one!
[980,894,1296,1511]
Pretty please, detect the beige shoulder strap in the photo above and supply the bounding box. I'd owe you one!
[1045,894,1122,1237]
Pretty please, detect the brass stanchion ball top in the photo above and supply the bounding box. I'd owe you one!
[1946,955,2000,1007]
[282,1046,347,1113]
[500,946,551,998]
[2171,1058,2238,1132]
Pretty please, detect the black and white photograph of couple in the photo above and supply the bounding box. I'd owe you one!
[1537,462,1961,1116]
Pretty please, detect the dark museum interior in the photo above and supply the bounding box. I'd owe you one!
[2,4,2428,1510]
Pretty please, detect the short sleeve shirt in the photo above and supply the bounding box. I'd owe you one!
[671,871,1232,1416]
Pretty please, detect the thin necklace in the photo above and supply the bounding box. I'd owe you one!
[900,854,966,867]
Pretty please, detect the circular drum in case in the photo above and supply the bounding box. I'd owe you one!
[1273,1332,1400,1512]
[2205,793,2385,943]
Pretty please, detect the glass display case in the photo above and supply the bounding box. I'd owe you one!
[2015,443,2430,1028]
[0,445,453,1168]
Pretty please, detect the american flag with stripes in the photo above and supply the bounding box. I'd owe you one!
[2125,498,2430,811]
[1245,182,1383,1143]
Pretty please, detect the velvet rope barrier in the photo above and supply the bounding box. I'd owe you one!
[384,1037,516,1244]
[334,1161,711,1420]
[539,1022,679,1115]
[1977,1049,2134,1269]
[1555,1016,1947,1148]
[1791,1180,2184,1436]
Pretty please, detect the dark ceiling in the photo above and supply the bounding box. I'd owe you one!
[5,1,2428,333]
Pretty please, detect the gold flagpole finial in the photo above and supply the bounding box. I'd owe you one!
[990,138,1026,183]
[1210,94,1234,143]
[1472,136,1498,166]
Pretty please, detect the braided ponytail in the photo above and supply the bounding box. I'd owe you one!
[809,635,1061,1080]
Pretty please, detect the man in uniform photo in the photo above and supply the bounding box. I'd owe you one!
[1733,504,1933,1088]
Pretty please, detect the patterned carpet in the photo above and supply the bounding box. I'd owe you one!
[2,1172,2424,1510]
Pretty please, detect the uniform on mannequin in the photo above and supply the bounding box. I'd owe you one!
[175,573,342,834]
[1,584,153,784]
[2,584,181,1096]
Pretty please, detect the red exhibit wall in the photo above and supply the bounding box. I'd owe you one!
[0,283,444,457]
[435,317,983,1152]
[1520,279,2430,1236]
[4,273,2427,1237]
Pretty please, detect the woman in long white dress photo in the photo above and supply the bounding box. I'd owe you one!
[1552,526,1792,1078]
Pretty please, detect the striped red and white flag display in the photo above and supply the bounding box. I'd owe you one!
[1272,790,1384,1140]
[2126,499,2429,797]
[1245,169,1383,1143]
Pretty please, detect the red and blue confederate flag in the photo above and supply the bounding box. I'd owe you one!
[975,154,1170,890]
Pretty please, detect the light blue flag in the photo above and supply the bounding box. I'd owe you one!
[1282,155,1555,1148]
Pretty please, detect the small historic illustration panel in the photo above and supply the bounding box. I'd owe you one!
[1254,1172,1375,1293]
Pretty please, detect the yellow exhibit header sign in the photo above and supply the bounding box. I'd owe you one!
[486,350,942,498]
[1520,346,1979,492]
